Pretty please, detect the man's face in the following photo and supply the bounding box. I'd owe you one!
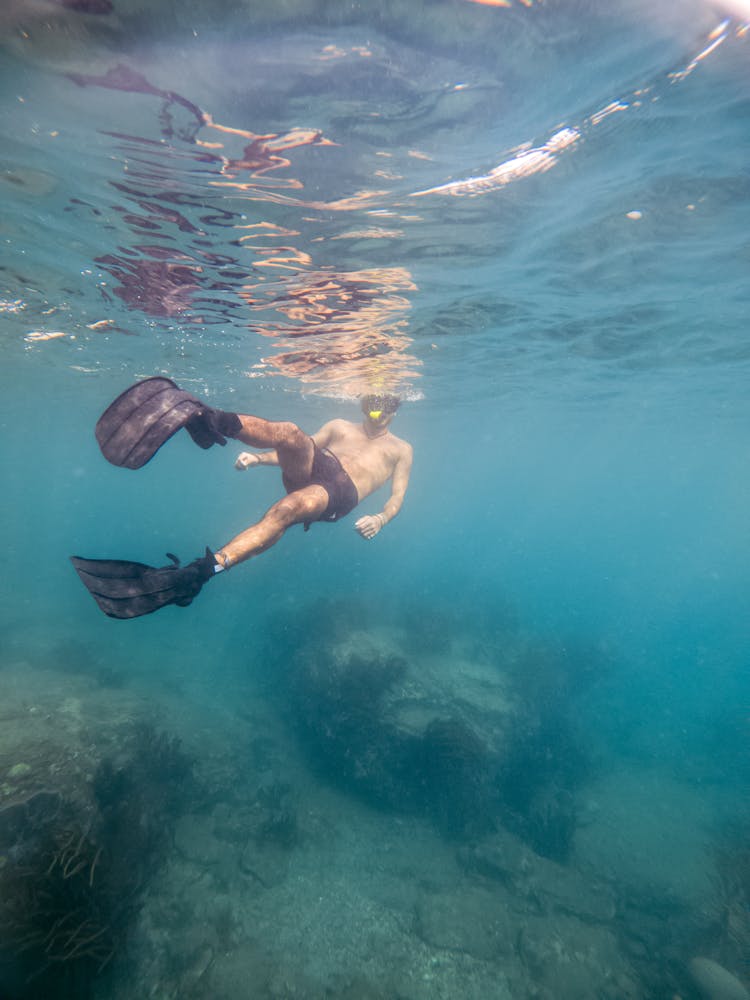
[362,406,394,432]
[361,396,398,432]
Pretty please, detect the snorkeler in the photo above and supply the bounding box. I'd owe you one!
[70,378,412,619]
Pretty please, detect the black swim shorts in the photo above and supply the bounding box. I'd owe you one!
[305,443,359,523]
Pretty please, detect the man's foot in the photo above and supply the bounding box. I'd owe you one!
[186,408,242,449]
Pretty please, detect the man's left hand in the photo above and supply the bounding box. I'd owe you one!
[355,514,384,540]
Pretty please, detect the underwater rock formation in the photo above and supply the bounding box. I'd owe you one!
[282,613,510,836]
[708,827,750,973]
[263,597,592,845]
[496,715,585,862]
[451,825,636,999]
[459,825,615,918]
[688,957,750,1000]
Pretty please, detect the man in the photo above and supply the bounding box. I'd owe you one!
[71,377,412,619]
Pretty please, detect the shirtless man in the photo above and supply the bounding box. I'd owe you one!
[224,393,412,567]
[71,381,412,619]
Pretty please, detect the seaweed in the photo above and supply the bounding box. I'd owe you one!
[0,793,115,999]
[0,724,194,1000]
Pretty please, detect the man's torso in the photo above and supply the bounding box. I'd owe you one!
[318,419,407,501]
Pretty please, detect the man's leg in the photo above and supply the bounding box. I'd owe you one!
[234,415,314,488]
[215,484,328,568]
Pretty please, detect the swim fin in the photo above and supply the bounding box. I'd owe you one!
[70,548,218,619]
[95,377,241,469]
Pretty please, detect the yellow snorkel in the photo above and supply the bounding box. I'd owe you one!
[361,393,400,426]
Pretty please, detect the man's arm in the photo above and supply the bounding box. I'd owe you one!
[380,444,413,524]
[355,443,413,540]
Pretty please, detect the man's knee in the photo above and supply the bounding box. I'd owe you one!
[274,421,307,449]
[273,488,326,525]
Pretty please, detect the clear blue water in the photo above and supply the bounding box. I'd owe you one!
[1,1,749,997]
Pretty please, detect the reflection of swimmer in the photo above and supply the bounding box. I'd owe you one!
[71,379,412,619]
[96,256,202,317]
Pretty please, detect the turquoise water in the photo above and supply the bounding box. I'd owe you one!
[1,2,749,998]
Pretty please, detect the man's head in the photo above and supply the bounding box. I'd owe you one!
[361,393,400,432]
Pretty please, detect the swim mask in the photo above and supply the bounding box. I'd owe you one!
[361,393,400,419]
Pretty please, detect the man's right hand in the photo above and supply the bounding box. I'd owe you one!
[235,451,261,470]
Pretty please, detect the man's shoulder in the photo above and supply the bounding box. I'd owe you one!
[329,417,360,435]
[318,417,358,436]
[388,432,413,457]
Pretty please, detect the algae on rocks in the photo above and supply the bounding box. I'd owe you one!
[0,664,194,1000]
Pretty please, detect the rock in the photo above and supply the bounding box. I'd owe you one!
[414,886,517,961]
[180,942,215,992]
[7,763,31,780]
[239,841,289,888]
[287,620,520,835]
[174,814,227,866]
[459,827,616,924]
[518,913,640,1000]
[688,957,750,1000]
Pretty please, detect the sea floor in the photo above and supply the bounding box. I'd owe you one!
[0,620,747,1000]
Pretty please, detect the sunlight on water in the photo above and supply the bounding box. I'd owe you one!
[1,0,747,407]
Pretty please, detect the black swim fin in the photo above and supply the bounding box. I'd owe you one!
[70,548,218,619]
[95,377,241,469]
